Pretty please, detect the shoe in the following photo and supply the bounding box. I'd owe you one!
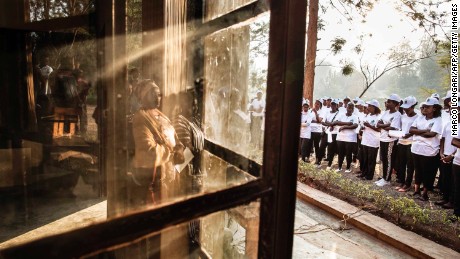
[418,193,429,201]
[374,177,382,184]
[435,200,449,206]
[442,202,454,209]
[374,178,384,185]
[345,169,352,173]
[326,166,332,170]
[376,180,390,187]
[335,168,342,172]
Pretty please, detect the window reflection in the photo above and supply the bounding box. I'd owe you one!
[27,0,95,22]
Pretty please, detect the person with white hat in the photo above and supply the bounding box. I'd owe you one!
[299,100,314,162]
[334,102,359,173]
[357,99,381,180]
[316,99,340,169]
[375,94,402,187]
[248,90,265,149]
[436,107,457,209]
[309,99,325,164]
[394,96,420,192]
[409,97,443,201]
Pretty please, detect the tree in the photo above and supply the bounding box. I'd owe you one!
[303,0,319,103]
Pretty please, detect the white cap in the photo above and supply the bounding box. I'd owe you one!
[331,98,340,104]
[337,98,343,103]
[256,90,263,94]
[366,99,380,109]
[302,99,310,106]
[353,97,360,102]
[424,97,440,106]
[400,96,417,109]
[343,96,351,101]
[443,91,452,100]
[356,100,365,106]
[431,93,440,100]
[326,96,332,100]
[387,93,401,103]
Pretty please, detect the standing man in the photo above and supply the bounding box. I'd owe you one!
[40,56,54,95]
[248,90,265,149]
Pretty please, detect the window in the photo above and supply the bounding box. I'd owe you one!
[0,0,307,258]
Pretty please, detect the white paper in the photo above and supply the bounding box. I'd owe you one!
[174,148,194,173]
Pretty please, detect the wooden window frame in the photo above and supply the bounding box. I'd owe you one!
[0,0,307,258]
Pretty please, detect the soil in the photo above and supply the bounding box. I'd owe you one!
[297,161,460,253]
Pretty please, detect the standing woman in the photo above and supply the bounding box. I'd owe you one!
[451,131,460,221]
[376,94,402,187]
[130,80,185,208]
[309,99,324,163]
[320,99,340,170]
[300,100,314,162]
[334,103,358,172]
[358,100,381,180]
[409,97,443,201]
[395,96,419,192]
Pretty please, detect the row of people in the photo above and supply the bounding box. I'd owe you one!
[299,92,460,220]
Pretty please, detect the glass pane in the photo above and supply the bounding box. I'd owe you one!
[27,0,96,22]
[0,27,102,247]
[203,13,269,164]
[204,0,257,21]
[83,200,261,259]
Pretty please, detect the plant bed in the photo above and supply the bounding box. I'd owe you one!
[297,162,460,253]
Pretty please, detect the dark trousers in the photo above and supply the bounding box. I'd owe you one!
[439,160,453,201]
[352,136,360,162]
[300,137,311,162]
[309,132,322,159]
[326,134,338,167]
[380,141,398,181]
[337,141,356,169]
[452,164,460,216]
[412,153,440,190]
[396,144,414,186]
[316,133,328,164]
[361,145,379,180]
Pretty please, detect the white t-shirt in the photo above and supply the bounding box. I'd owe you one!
[336,113,358,142]
[355,111,366,133]
[441,109,450,130]
[410,116,443,156]
[379,110,402,142]
[310,109,324,133]
[300,111,314,138]
[324,110,341,134]
[250,98,265,117]
[338,107,347,115]
[453,136,460,166]
[442,121,457,156]
[361,114,381,148]
[398,112,420,145]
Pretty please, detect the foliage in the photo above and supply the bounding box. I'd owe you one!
[28,0,95,21]
[298,162,460,231]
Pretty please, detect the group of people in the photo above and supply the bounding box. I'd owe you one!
[299,92,460,220]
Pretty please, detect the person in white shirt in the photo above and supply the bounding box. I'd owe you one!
[451,133,460,220]
[317,99,340,169]
[248,90,265,149]
[300,100,314,162]
[309,99,324,163]
[394,96,419,192]
[436,110,456,208]
[334,103,358,172]
[357,100,381,180]
[409,97,443,201]
[375,94,402,187]
[441,91,451,130]
[40,56,54,95]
